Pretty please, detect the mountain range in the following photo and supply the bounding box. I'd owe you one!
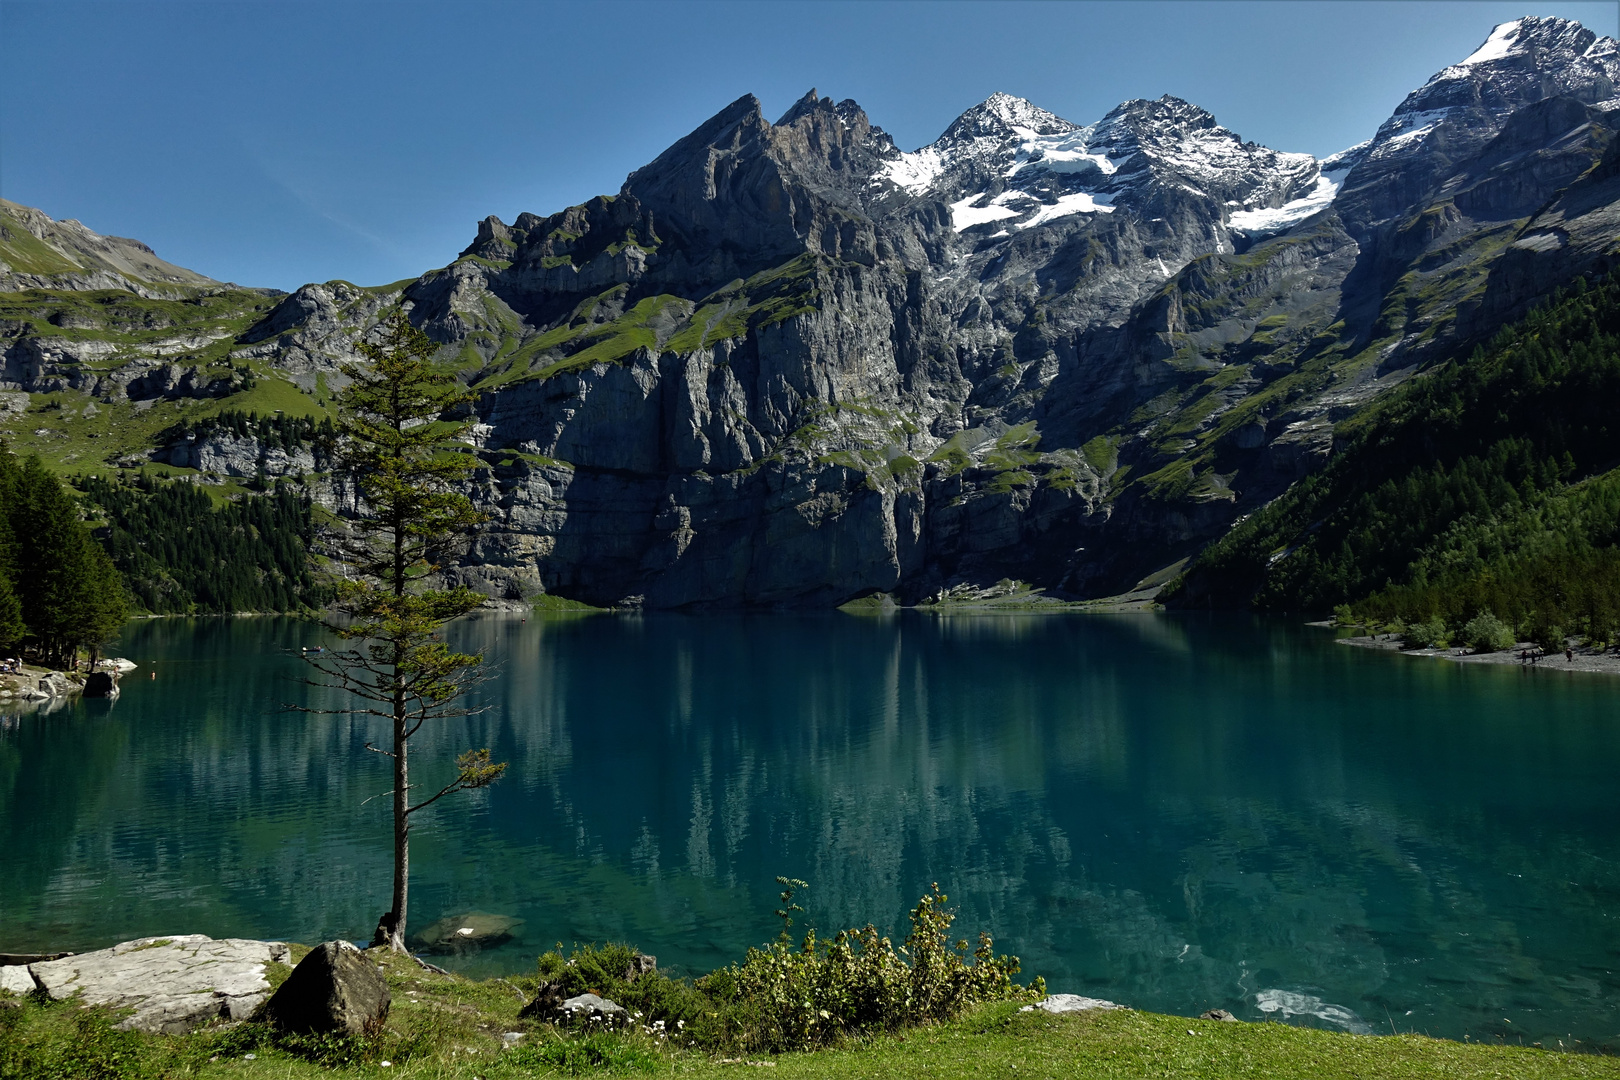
[3,15,1618,609]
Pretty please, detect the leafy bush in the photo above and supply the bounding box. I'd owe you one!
[1402,616,1450,649]
[1460,611,1516,653]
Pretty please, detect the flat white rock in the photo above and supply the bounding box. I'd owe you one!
[28,934,290,1033]
[1021,993,1125,1014]
[0,965,37,995]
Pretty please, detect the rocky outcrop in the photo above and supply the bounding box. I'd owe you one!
[557,992,627,1027]
[153,431,316,478]
[82,671,119,698]
[261,941,390,1037]
[26,935,290,1034]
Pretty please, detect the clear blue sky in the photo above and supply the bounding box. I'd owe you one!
[2,1,1615,292]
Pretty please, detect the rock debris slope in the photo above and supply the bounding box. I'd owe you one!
[4,17,1619,607]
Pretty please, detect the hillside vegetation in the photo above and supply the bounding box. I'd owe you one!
[0,451,127,664]
[1166,273,1620,646]
[77,473,324,615]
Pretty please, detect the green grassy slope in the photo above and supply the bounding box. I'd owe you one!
[3,979,1611,1080]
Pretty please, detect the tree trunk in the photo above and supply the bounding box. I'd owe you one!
[388,493,410,954]
[389,686,409,953]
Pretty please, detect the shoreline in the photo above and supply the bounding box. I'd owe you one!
[1328,628,1620,676]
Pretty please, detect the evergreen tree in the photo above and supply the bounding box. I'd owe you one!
[0,451,24,651]
[2,454,129,667]
[301,311,506,954]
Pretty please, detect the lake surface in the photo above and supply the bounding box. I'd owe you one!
[2,611,1617,1049]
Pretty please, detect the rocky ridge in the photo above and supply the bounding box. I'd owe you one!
[3,17,1619,607]
[0,199,225,298]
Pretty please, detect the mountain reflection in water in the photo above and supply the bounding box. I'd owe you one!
[1,611,1615,1050]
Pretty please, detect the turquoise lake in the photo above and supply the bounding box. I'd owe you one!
[1,611,1616,1050]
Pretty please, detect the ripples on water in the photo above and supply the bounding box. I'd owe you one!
[1,611,1616,1049]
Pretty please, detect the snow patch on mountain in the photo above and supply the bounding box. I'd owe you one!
[1228,170,1339,234]
[1020,190,1115,228]
[1009,132,1126,178]
[950,194,1023,229]
[882,147,946,194]
[1461,20,1523,66]
[1380,108,1454,149]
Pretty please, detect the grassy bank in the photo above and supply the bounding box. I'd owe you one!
[3,948,1613,1080]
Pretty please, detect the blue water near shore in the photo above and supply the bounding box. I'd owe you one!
[1,611,1616,1048]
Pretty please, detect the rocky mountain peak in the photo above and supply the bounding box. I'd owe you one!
[942,93,1079,144]
[1337,16,1619,235]
[1401,15,1617,118]
[1099,95,1219,135]
[1458,16,1606,68]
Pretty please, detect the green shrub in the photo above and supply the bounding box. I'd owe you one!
[1461,611,1516,653]
[1402,615,1450,649]
[699,884,1038,1054]
[527,883,1039,1056]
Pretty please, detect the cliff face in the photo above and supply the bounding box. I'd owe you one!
[6,18,1620,608]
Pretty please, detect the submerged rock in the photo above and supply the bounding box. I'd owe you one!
[28,935,289,1033]
[408,911,523,954]
[261,940,390,1036]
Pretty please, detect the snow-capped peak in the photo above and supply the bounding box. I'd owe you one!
[1364,16,1618,171]
[878,94,1085,196]
[1424,16,1616,89]
[879,91,1328,241]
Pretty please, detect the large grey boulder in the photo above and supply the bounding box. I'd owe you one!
[28,935,290,1034]
[261,940,390,1036]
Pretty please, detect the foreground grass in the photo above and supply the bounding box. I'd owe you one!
[5,952,1614,1080]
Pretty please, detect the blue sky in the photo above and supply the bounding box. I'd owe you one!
[2,1,1616,291]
